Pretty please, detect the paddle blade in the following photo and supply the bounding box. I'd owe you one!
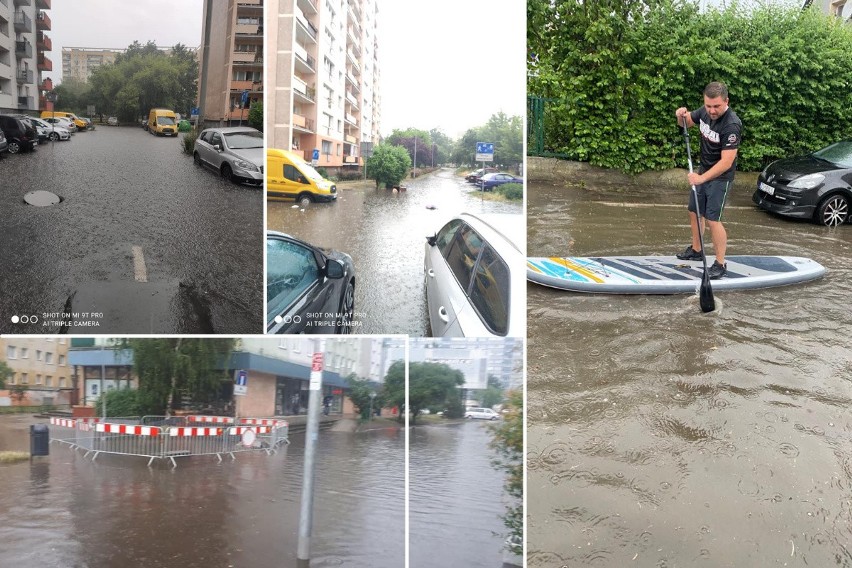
[699,274,716,313]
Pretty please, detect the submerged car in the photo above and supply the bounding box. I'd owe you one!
[465,408,500,420]
[753,139,852,227]
[424,213,525,337]
[267,231,356,334]
[194,126,264,185]
[480,172,523,191]
[465,167,497,183]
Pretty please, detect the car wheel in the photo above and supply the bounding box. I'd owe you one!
[221,163,235,182]
[816,194,849,227]
[49,132,59,141]
[7,141,20,154]
[193,152,201,166]
[337,280,355,334]
[298,194,312,207]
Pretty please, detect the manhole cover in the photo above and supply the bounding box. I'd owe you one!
[24,191,61,207]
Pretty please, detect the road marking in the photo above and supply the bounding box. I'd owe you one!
[132,246,148,282]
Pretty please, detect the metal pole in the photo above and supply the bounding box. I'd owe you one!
[297,338,325,566]
[100,344,106,419]
[413,137,417,178]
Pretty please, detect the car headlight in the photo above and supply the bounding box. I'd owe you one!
[317,181,330,190]
[788,173,824,189]
[234,160,258,172]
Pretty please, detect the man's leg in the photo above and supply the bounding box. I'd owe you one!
[706,220,727,265]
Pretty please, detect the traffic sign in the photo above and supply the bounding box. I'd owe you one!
[241,89,249,105]
[476,142,494,162]
[190,107,199,116]
[234,369,247,396]
[311,353,323,372]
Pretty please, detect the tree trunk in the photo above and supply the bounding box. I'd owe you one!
[164,338,182,418]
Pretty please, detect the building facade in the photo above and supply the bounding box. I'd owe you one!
[60,47,120,83]
[198,0,264,128]
[267,0,381,172]
[0,337,72,407]
[0,0,52,114]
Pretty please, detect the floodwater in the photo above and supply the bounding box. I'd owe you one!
[410,420,512,567]
[0,426,403,568]
[0,127,263,334]
[527,180,852,566]
[267,168,523,335]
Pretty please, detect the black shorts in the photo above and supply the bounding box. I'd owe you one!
[688,179,731,222]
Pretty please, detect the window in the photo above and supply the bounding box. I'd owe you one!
[20,347,28,358]
[59,355,66,366]
[336,143,341,156]
[468,245,510,335]
[284,164,308,184]
[266,237,320,326]
[36,350,42,361]
[8,374,15,385]
[45,352,53,364]
[46,376,53,387]
[59,377,67,388]
[6,346,16,359]
[444,224,484,293]
[21,373,28,384]
[322,140,332,156]
[36,374,42,385]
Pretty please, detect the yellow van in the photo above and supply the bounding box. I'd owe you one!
[41,111,87,130]
[146,108,178,136]
[266,148,337,206]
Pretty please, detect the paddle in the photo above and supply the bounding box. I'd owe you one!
[681,119,716,313]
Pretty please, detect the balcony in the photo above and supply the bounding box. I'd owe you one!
[17,69,34,83]
[15,41,33,59]
[346,91,358,108]
[14,11,33,33]
[37,54,52,71]
[295,9,318,43]
[293,80,316,104]
[235,23,261,36]
[230,80,262,92]
[18,95,34,108]
[344,113,358,126]
[297,0,318,14]
[293,113,315,133]
[294,44,316,74]
[345,134,357,144]
[36,10,50,30]
[40,77,53,91]
[37,32,52,52]
[36,0,50,8]
[233,51,256,63]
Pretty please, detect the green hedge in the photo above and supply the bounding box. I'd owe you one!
[528,0,852,173]
[497,183,524,201]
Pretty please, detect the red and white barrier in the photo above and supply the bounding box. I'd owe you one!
[96,423,160,437]
[169,427,223,437]
[228,426,272,436]
[186,415,234,424]
[50,417,76,428]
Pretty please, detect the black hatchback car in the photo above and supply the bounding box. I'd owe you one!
[266,231,356,334]
[0,114,38,154]
[753,140,852,227]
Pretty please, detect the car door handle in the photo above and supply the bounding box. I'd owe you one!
[438,307,449,323]
[427,269,435,278]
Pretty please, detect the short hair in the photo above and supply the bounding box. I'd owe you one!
[704,81,729,100]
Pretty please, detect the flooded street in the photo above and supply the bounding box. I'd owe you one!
[410,421,510,567]
[526,179,852,566]
[0,127,263,334]
[0,426,403,568]
[267,168,522,335]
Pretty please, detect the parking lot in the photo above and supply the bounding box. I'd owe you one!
[0,125,263,334]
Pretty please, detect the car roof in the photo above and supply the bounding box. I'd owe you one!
[455,212,525,256]
[202,126,261,135]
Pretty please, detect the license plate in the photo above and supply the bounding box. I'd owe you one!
[759,182,775,196]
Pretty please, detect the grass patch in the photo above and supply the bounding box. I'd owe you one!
[0,452,30,464]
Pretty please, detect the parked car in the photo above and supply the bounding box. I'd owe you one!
[266,231,356,334]
[194,126,264,185]
[146,108,178,136]
[480,172,524,191]
[465,167,498,183]
[81,117,94,130]
[753,139,852,227]
[0,114,38,153]
[40,110,87,131]
[266,148,337,205]
[465,408,500,420]
[424,213,525,337]
[0,129,8,156]
[107,116,119,126]
[28,117,71,141]
[42,116,77,133]
[16,116,47,143]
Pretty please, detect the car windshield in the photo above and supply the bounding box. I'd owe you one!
[298,161,328,182]
[157,117,176,126]
[224,131,263,149]
[812,140,852,168]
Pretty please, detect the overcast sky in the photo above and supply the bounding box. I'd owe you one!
[46,0,203,85]
[377,1,526,138]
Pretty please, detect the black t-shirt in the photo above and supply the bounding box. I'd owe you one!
[689,106,742,181]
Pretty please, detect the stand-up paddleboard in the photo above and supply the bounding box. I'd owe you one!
[527,256,826,294]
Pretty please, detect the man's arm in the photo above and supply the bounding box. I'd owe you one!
[676,107,694,128]
[688,149,738,185]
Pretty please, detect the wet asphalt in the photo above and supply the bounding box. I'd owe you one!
[0,126,263,334]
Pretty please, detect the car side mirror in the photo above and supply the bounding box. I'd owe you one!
[426,234,438,247]
[214,144,222,152]
[326,259,345,279]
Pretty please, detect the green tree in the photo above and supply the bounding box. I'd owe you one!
[387,128,432,167]
[366,144,412,189]
[345,374,384,420]
[95,388,141,418]
[124,338,235,416]
[490,389,523,549]
[383,361,464,425]
[480,375,505,409]
[248,101,263,131]
[0,361,12,389]
[451,113,523,168]
[52,79,92,115]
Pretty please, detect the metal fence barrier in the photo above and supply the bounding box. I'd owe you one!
[49,415,290,468]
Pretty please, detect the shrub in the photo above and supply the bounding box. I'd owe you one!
[181,129,198,156]
[95,388,141,418]
[316,167,330,179]
[497,183,524,201]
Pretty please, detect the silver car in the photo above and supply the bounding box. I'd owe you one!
[29,117,71,141]
[193,126,264,185]
[42,116,77,133]
[424,212,526,337]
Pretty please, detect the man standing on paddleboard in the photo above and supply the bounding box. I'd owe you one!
[675,81,742,279]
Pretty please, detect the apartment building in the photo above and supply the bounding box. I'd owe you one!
[0,0,52,113]
[60,47,120,83]
[0,337,72,406]
[268,0,381,172]
[198,0,264,128]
